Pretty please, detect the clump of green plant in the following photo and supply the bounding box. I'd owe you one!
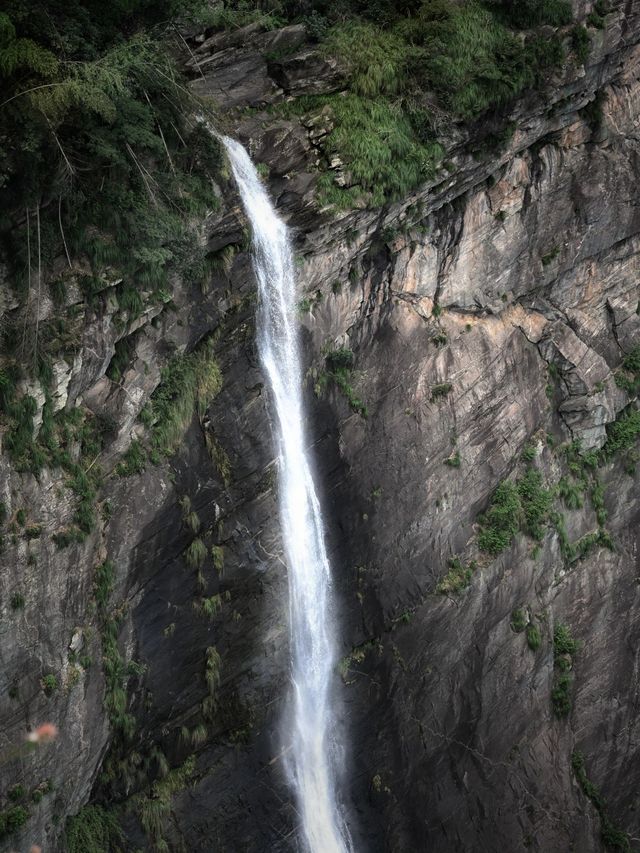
[41,673,58,695]
[541,245,560,265]
[315,347,368,417]
[436,556,476,595]
[615,346,640,395]
[10,592,25,610]
[64,805,123,853]
[525,622,540,650]
[431,382,452,401]
[204,646,221,696]
[115,440,146,477]
[185,537,207,568]
[551,623,578,717]
[444,450,461,468]
[601,407,640,460]
[478,467,552,554]
[572,751,631,852]
[197,595,222,620]
[510,608,527,632]
[556,476,584,509]
[133,755,196,851]
[571,24,591,63]
[0,805,29,841]
[275,0,568,211]
[477,481,521,554]
[144,339,222,454]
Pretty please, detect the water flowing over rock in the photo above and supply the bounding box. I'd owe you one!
[222,137,352,853]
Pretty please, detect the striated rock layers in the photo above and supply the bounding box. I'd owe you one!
[1,2,639,852]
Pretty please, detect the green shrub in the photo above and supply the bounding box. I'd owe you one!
[10,592,25,610]
[318,94,442,207]
[115,440,147,477]
[65,805,123,853]
[487,0,572,28]
[41,673,58,695]
[510,609,527,632]
[436,557,475,594]
[402,1,561,118]
[526,623,541,651]
[601,407,640,459]
[572,751,631,852]
[323,21,406,97]
[552,672,572,716]
[0,805,29,837]
[444,451,461,468]
[557,476,584,509]
[571,25,590,63]
[478,481,521,554]
[316,348,368,416]
[554,623,579,656]
[205,646,221,695]
[185,537,207,568]
[147,339,222,454]
[431,382,453,400]
[8,785,24,802]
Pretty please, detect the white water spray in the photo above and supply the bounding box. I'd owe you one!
[222,137,352,853]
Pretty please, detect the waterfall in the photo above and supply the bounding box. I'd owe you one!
[222,137,352,853]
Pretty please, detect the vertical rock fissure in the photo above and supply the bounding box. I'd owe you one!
[222,137,352,853]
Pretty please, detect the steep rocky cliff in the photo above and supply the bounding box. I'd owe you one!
[1,1,639,852]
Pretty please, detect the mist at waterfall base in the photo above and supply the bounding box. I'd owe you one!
[222,137,353,853]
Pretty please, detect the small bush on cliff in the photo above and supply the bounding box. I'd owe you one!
[436,556,476,594]
[316,347,368,416]
[478,467,553,555]
[572,751,631,852]
[477,481,521,554]
[146,340,222,454]
[65,805,123,853]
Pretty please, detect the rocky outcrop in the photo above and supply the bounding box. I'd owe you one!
[1,3,639,853]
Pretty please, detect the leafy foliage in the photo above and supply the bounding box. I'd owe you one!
[145,338,222,454]
[478,467,552,554]
[273,0,572,207]
[65,805,124,853]
[436,556,476,594]
[572,751,631,852]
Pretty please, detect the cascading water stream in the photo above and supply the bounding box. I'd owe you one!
[222,137,352,853]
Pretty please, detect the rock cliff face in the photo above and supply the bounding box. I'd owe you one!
[1,2,639,852]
